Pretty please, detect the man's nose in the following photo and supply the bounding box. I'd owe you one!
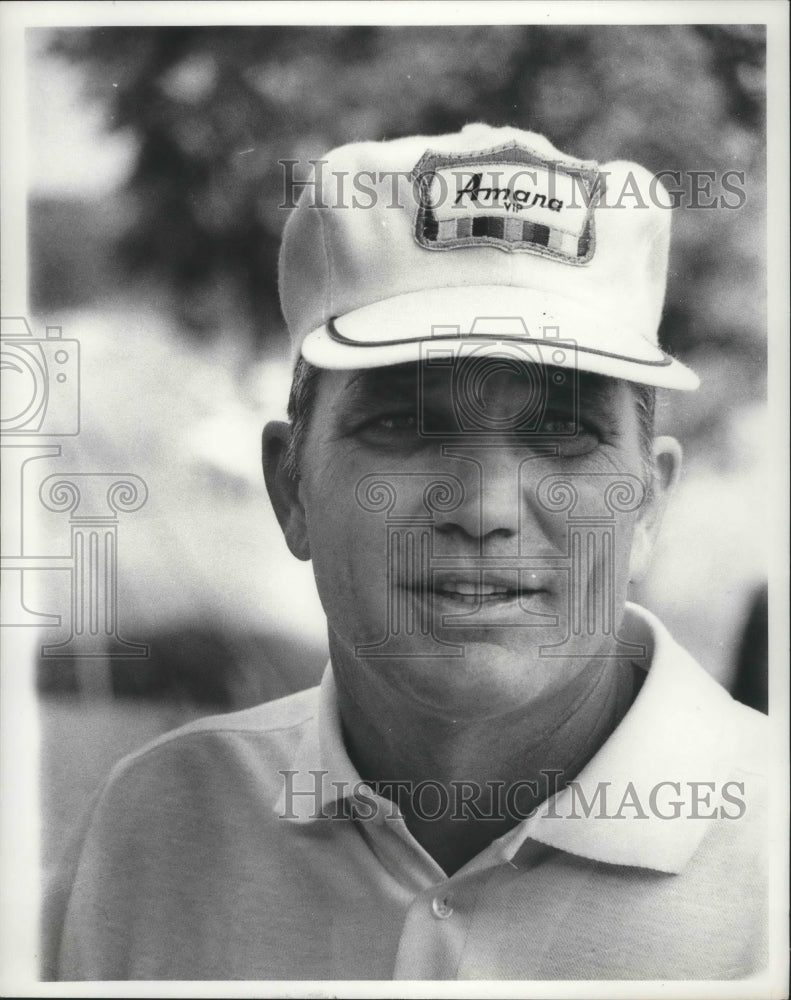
[431,447,552,545]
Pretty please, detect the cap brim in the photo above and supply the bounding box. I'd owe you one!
[300,285,699,391]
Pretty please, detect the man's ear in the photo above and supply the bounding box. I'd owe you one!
[629,436,682,582]
[262,421,311,561]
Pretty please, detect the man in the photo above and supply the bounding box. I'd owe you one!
[45,124,767,981]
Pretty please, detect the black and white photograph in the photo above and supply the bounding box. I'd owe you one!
[0,2,788,995]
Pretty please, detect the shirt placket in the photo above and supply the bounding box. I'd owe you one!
[392,862,498,979]
[389,835,553,979]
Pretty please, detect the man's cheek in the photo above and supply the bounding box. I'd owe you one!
[309,515,391,647]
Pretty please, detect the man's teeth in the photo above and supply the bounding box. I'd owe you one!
[435,580,515,602]
[443,581,507,595]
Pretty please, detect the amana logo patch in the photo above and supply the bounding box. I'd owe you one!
[412,141,602,264]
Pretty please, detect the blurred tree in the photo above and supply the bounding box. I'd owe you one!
[48,24,765,383]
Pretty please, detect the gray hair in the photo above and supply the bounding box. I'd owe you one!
[284,356,322,479]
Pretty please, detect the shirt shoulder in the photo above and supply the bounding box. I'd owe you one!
[83,683,321,841]
[49,684,323,980]
[143,681,319,744]
[111,682,319,774]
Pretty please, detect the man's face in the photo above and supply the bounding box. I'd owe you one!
[279,358,668,721]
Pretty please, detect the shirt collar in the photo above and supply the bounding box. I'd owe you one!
[275,604,741,874]
[516,603,740,874]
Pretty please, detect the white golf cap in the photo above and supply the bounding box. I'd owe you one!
[278,123,699,390]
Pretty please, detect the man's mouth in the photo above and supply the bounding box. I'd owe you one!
[421,571,549,606]
[433,579,517,605]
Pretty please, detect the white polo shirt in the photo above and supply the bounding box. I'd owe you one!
[45,605,767,981]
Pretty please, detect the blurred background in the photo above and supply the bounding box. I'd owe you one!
[20,25,767,873]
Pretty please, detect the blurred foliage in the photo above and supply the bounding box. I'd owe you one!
[48,25,765,376]
[29,196,123,312]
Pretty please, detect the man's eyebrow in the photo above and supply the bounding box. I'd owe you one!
[341,366,418,401]
[572,375,624,425]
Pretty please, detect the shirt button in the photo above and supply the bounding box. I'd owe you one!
[431,895,454,919]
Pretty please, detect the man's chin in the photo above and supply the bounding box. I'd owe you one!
[360,640,590,723]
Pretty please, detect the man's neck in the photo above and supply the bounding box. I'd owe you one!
[331,641,638,876]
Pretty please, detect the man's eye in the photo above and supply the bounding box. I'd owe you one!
[374,414,417,431]
[354,412,420,440]
[533,413,601,456]
[539,417,578,435]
